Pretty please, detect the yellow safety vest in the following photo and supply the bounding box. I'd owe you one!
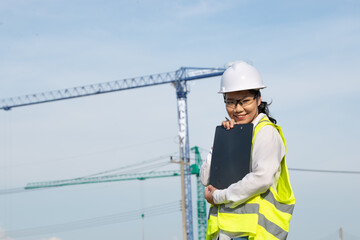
[206,116,295,240]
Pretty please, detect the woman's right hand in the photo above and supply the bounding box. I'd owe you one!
[222,118,236,130]
[205,185,218,206]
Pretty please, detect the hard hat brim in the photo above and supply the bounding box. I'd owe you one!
[218,85,266,94]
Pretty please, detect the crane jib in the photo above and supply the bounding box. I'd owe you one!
[0,67,225,110]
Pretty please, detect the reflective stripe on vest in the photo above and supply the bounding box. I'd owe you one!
[206,116,295,240]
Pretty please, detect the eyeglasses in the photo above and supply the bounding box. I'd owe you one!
[224,96,256,109]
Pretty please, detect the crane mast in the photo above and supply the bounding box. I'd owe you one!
[174,73,193,239]
[192,146,206,240]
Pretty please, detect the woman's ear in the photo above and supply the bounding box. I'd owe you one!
[257,96,261,106]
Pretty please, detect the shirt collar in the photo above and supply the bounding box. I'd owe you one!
[251,113,266,128]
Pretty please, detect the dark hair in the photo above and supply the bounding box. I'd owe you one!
[249,90,277,124]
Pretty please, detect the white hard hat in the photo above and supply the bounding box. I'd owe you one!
[219,61,266,93]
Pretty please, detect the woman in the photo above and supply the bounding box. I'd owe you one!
[200,62,295,240]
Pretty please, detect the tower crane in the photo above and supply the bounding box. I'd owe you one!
[0,66,226,240]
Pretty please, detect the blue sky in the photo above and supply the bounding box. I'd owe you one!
[1,0,360,240]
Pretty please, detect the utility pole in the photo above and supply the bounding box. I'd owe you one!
[339,227,343,240]
[171,156,190,240]
[141,213,145,240]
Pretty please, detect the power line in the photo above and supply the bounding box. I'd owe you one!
[196,147,360,174]
[5,201,181,238]
[79,153,178,178]
[288,168,360,174]
[1,149,359,195]
[1,136,177,169]
[1,167,359,195]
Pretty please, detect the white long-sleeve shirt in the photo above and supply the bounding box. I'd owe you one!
[200,113,286,208]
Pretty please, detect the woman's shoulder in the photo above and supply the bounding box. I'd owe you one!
[252,113,267,125]
[254,122,285,150]
[252,113,278,129]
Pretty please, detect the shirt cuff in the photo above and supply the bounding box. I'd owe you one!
[213,189,227,204]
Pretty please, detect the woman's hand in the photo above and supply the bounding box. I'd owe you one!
[205,185,218,206]
[222,118,236,130]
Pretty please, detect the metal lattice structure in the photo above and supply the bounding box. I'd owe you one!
[0,67,224,111]
[192,146,206,240]
[25,170,182,189]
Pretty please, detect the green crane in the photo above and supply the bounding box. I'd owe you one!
[25,146,207,240]
[192,146,207,240]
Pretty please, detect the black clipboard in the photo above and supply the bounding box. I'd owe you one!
[209,123,253,189]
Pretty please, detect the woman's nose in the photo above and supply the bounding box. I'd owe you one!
[234,103,245,112]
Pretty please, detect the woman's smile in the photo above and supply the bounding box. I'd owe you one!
[233,114,246,121]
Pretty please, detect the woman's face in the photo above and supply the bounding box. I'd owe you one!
[225,90,261,124]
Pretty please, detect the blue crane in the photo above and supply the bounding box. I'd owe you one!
[0,66,226,240]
